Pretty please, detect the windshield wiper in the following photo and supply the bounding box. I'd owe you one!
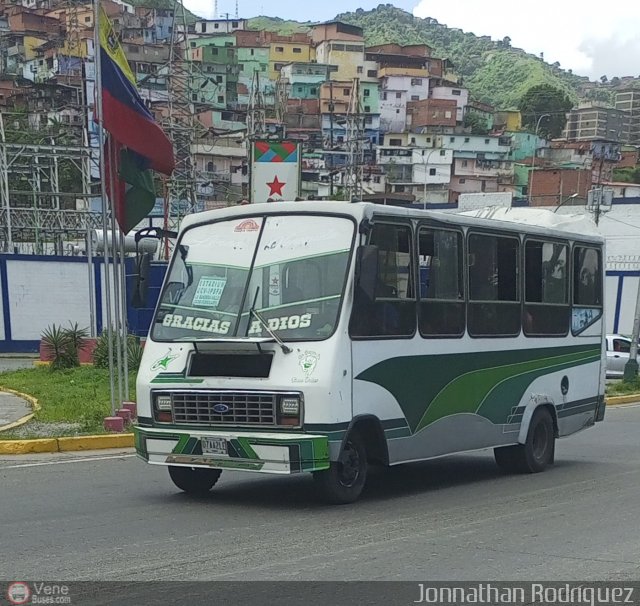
[248,287,292,354]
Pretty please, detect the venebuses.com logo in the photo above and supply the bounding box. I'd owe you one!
[5,582,71,605]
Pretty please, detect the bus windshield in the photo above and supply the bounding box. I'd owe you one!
[152,214,354,342]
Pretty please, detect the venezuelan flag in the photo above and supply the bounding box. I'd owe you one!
[99,6,174,175]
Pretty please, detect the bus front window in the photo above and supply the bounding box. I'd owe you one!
[152,215,354,342]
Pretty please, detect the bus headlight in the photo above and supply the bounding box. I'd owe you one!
[155,394,172,411]
[280,396,300,416]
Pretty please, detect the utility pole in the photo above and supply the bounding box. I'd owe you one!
[624,288,640,381]
[328,81,334,198]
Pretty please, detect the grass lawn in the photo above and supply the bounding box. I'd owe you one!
[0,366,136,437]
[606,377,640,397]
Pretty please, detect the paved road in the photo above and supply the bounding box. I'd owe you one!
[1,405,640,586]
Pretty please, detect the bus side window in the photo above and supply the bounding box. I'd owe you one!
[418,227,464,337]
[350,223,416,338]
[468,233,520,337]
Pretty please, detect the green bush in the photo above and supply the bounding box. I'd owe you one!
[41,323,89,370]
[94,330,143,372]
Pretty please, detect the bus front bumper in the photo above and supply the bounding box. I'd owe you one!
[134,426,330,475]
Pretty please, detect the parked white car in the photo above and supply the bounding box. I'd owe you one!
[605,334,640,378]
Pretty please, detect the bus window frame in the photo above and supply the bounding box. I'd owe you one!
[466,228,521,339]
[522,236,571,338]
[570,242,604,337]
[416,221,466,339]
[349,218,418,341]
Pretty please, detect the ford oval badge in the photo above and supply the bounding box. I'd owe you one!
[213,403,230,414]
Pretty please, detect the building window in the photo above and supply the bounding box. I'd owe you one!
[343,88,350,96]
[462,160,468,167]
[211,48,218,55]
[439,150,446,156]
[411,78,423,86]
[389,138,402,146]
[214,23,219,29]
[485,138,490,144]
[218,95,224,103]
[293,47,302,54]
[445,111,452,119]
[190,41,196,48]
[363,88,370,97]
[429,168,436,176]
[357,66,363,74]
[459,178,466,183]
[464,137,470,143]
[418,228,465,336]
[191,93,198,101]
[216,75,223,83]
[275,46,284,53]
[232,21,238,27]
[250,49,254,55]
[239,64,244,70]
[207,161,214,172]
[450,137,455,143]
[396,109,400,114]
[411,95,419,101]
[382,92,387,101]
[364,105,371,113]
[396,92,402,99]
[310,88,317,95]
[367,69,377,78]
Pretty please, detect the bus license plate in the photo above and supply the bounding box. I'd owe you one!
[202,437,228,456]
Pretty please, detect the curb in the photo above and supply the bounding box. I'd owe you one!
[0,433,134,455]
[0,387,41,433]
[605,394,640,406]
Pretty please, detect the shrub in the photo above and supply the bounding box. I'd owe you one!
[94,330,143,372]
[41,323,88,370]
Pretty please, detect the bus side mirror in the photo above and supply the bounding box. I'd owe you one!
[355,244,378,302]
[131,252,151,309]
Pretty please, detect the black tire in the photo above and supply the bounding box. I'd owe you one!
[494,407,555,474]
[168,466,222,495]
[313,431,368,504]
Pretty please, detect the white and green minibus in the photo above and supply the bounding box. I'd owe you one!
[134,201,606,503]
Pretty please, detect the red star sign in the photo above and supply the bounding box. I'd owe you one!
[266,176,286,197]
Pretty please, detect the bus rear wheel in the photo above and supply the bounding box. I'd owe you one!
[313,431,367,504]
[168,466,222,495]
[494,407,555,474]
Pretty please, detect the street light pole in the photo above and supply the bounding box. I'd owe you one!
[529,113,550,205]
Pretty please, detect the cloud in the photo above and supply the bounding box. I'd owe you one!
[412,0,640,79]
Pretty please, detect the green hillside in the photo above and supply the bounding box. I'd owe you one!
[249,5,594,109]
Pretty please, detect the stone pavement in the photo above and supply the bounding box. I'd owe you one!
[0,391,32,428]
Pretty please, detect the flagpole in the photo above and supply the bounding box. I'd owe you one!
[93,0,116,417]
[108,138,124,409]
[119,229,130,400]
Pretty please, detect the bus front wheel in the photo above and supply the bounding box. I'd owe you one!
[494,407,555,474]
[168,466,222,495]
[313,431,368,504]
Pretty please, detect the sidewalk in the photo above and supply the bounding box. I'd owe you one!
[0,391,31,429]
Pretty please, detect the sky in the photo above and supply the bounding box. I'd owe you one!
[182,0,640,80]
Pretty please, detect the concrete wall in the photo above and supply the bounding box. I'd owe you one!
[0,255,166,353]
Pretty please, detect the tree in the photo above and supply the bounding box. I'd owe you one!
[519,84,573,139]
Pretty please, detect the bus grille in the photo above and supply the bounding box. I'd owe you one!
[170,391,277,426]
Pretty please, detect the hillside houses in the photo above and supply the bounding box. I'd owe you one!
[1,2,639,207]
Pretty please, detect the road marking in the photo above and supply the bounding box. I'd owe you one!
[0,453,136,469]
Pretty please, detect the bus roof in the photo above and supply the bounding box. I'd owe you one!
[180,201,604,244]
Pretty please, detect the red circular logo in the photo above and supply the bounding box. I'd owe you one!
[6,582,31,605]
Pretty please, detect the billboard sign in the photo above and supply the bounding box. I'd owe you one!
[251,141,300,203]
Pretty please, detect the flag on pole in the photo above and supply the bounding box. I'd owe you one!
[98,5,174,175]
[105,139,157,234]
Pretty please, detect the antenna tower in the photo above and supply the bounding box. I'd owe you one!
[162,0,201,251]
[345,78,364,201]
